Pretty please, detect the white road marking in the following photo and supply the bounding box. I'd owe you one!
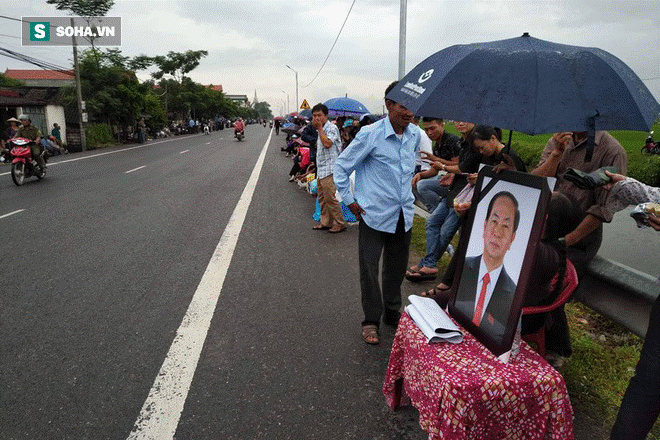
[127,130,273,440]
[0,133,219,177]
[0,209,25,219]
[125,165,146,174]
[179,150,189,154]
[205,142,211,145]
[0,136,197,177]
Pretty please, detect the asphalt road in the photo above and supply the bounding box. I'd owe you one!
[0,127,423,439]
[599,206,659,276]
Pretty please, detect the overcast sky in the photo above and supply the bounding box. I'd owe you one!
[2,0,659,119]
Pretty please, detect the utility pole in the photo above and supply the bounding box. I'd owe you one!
[286,65,298,110]
[71,17,86,151]
[398,0,407,80]
[281,90,289,114]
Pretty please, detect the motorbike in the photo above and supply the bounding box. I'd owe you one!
[641,131,659,155]
[8,137,47,186]
[235,129,245,141]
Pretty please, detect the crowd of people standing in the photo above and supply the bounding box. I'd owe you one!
[278,79,658,438]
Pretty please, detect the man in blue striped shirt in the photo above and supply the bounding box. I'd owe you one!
[312,103,347,233]
[334,81,421,345]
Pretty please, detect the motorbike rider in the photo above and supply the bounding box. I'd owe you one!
[14,114,46,170]
[234,117,245,138]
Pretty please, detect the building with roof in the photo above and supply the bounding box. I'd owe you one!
[0,86,68,146]
[206,84,223,93]
[225,94,250,108]
[4,69,75,88]
[2,70,84,148]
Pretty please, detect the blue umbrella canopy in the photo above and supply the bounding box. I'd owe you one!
[324,97,370,117]
[387,33,660,135]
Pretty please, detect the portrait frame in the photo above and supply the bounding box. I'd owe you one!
[448,166,553,359]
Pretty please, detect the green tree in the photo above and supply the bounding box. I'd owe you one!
[61,48,146,129]
[0,74,24,87]
[253,101,273,120]
[46,0,114,16]
[150,50,209,83]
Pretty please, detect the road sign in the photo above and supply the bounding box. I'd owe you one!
[300,99,310,109]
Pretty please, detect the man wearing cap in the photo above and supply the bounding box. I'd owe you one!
[334,81,421,345]
[15,114,46,170]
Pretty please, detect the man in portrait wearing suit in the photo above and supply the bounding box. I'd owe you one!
[455,191,520,342]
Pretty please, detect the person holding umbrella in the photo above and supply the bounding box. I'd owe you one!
[334,81,421,345]
[531,131,627,359]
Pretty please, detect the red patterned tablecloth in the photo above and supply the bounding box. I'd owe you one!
[383,312,574,440]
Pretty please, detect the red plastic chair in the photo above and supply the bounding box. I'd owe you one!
[522,259,579,358]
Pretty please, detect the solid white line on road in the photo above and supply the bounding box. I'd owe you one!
[179,150,189,154]
[125,165,146,174]
[0,209,25,219]
[127,130,273,440]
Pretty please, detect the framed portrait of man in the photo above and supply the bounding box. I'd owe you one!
[448,166,553,359]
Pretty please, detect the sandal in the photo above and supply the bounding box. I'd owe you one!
[406,265,420,276]
[420,284,452,308]
[420,283,450,297]
[313,224,331,230]
[362,324,379,345]
[405,267,438,282]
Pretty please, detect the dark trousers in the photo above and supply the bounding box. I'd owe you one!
[359,212,411,326]
[611,294,660,440]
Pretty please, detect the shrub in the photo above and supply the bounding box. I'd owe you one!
[85,123,116,149]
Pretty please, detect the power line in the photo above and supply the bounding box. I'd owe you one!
[301,0,356,88]
[0,15,23,23]
[0,46,73,74]
[0,33,21,40]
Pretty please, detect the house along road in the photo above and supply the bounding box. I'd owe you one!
[0,126,423,439]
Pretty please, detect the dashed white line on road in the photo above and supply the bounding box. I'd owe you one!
[205,142,211,145]
[127,129,273,440]
[0,209,25,219]
[125,165,146,174]
[179,150,189,154]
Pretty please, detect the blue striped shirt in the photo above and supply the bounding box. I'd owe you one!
[334,117,420,233]
[316,121,342,179]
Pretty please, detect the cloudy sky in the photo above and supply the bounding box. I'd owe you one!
[2,0,659,118]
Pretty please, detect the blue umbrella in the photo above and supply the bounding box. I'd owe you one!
[324,97,370,117]
[281,122,300,134]
[387,33,660,135]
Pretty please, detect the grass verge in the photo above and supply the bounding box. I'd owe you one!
[442,121,660,186]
